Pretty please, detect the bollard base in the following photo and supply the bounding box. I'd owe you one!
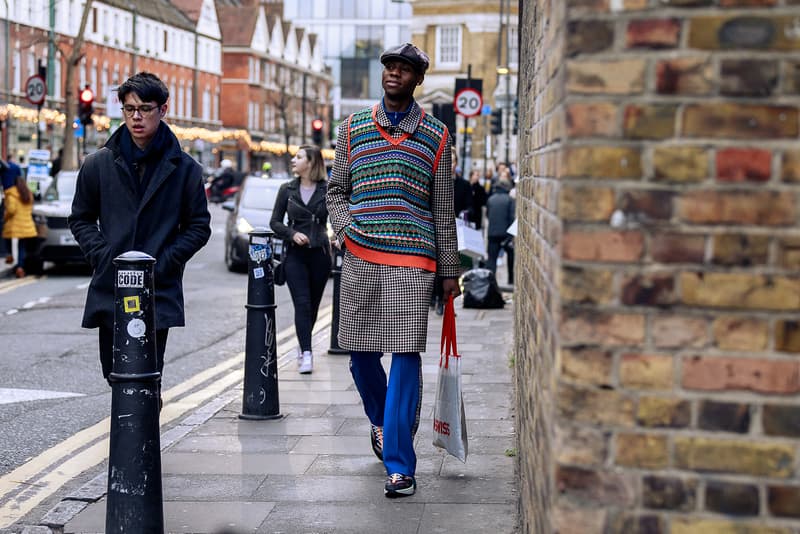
[327,348,349,355]
[239,413,284,421]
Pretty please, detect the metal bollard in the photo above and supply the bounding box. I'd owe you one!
[328,244,348,355]
[106,251,164,534]
[240,227,282,420]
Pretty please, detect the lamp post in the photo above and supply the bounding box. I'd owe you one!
[3,0,9,159]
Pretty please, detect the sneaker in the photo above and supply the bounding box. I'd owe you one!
[298,350,313,374]
[384,473,415,497]
[370,424,383,460]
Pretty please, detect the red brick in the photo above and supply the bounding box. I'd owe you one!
[682,356,800,394]
[626,19,681,49]
[656,57,713,95]
[716,148,772,182]
[651,233,706,264]
[677,191,795,226]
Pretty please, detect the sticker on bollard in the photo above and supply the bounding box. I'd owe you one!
[117,269,144,288]
[240,228,283,420]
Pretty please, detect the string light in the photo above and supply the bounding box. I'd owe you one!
[0,104,334,158]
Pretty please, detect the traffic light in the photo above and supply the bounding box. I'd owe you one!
[78,85,94,126]
[311,118,324,146]
[490,108,503,135]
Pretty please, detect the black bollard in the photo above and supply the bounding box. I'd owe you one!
[240,227,282,420]
[106,251,164,534]
[328,244,348,355]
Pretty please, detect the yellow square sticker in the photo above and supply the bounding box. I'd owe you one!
[123,296,140,313]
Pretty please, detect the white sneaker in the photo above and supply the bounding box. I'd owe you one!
[298,350,313,374]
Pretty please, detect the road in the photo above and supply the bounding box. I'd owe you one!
[0,203,332,527]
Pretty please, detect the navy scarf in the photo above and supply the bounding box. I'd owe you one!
[119,121,170,198]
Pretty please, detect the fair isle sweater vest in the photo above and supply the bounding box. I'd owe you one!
[344,104,449,272]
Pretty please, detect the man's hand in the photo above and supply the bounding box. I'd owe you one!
[442,277,461,299]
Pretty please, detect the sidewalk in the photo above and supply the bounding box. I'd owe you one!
[40,297,518,533]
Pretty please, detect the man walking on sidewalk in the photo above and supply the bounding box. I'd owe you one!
[69,72,211,388]
[327,42,461,498]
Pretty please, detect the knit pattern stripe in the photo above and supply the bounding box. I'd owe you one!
[345,106,448,271]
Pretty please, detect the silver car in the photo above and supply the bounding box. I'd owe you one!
[28,171,87,273]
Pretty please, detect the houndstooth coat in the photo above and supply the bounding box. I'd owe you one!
[327,103,460,352]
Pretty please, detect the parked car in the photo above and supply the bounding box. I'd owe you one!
[223,175,289,272]
[28,170,87,273]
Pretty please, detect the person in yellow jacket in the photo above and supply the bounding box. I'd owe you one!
[2,176,37,277]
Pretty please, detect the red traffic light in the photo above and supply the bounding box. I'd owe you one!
[311,118,323,131]
[79,87,94,104]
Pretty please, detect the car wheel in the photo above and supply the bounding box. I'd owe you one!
[225,241,245,273]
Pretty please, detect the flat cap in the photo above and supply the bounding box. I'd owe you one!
[380,43,430,74]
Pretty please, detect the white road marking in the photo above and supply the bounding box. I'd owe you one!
[0,388,85,405]
[0,305,333,527]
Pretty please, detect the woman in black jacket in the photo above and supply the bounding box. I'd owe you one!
[270,145,331,374]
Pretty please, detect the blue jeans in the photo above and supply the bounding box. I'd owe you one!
[349,351,422,477]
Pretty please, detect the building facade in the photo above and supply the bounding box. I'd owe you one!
[281,0,413,120]
[411,0,518,173]
[0,0,331,171]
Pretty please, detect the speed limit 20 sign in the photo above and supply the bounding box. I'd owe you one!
[25,75,47,106]
[454,87,482,117]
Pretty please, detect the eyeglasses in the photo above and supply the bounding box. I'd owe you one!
[121,104,159,117]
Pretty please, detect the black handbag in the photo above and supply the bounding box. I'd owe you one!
[273,241,287,286]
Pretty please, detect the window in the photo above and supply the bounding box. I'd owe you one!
[164,30,168,53]
[92,7,97,33]
[436,25,461,68]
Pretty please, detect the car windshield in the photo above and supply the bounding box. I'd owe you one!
[240,178,283,210]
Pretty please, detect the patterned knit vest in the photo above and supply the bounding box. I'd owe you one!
[344,104,449,272]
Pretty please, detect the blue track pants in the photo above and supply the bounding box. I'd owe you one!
[350,351,422,477]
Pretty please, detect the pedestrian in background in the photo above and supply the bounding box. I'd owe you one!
[69,72,211,390]
[327,42,461,498]
[485,175,515,286]
[270,144,332,375]
[1,156,22,264]
[2,175,37,278]
[467,169,487,230]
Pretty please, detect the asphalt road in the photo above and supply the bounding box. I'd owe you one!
[0,202,305,478]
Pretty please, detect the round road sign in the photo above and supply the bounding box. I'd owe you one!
[454,87,483,117]
[25,75,46,106]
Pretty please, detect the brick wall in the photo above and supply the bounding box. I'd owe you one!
[516,2,800,533]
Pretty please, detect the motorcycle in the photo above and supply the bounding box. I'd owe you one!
[205,172,241,203]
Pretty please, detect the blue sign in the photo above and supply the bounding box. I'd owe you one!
[482,104,492,116]
[73,120,84,138]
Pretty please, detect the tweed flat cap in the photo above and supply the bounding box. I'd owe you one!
[380,43,430,74]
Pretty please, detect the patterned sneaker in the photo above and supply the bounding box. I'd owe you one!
[370,424,383,460]
[384,473,415,497]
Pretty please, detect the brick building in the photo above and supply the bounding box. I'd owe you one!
[411,0,519,172]
[516,2,800,533]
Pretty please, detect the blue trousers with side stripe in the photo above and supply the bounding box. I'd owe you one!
[349,351,421,477]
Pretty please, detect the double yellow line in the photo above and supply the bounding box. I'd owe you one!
[0,305,333,528]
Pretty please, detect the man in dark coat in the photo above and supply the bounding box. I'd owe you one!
[485,177,515,285]
[69,72,211,383]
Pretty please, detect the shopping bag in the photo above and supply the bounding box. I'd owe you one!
[456,219,486,260]
[432,295,468,462]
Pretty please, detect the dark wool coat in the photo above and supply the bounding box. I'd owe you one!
[69,123,211,329]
